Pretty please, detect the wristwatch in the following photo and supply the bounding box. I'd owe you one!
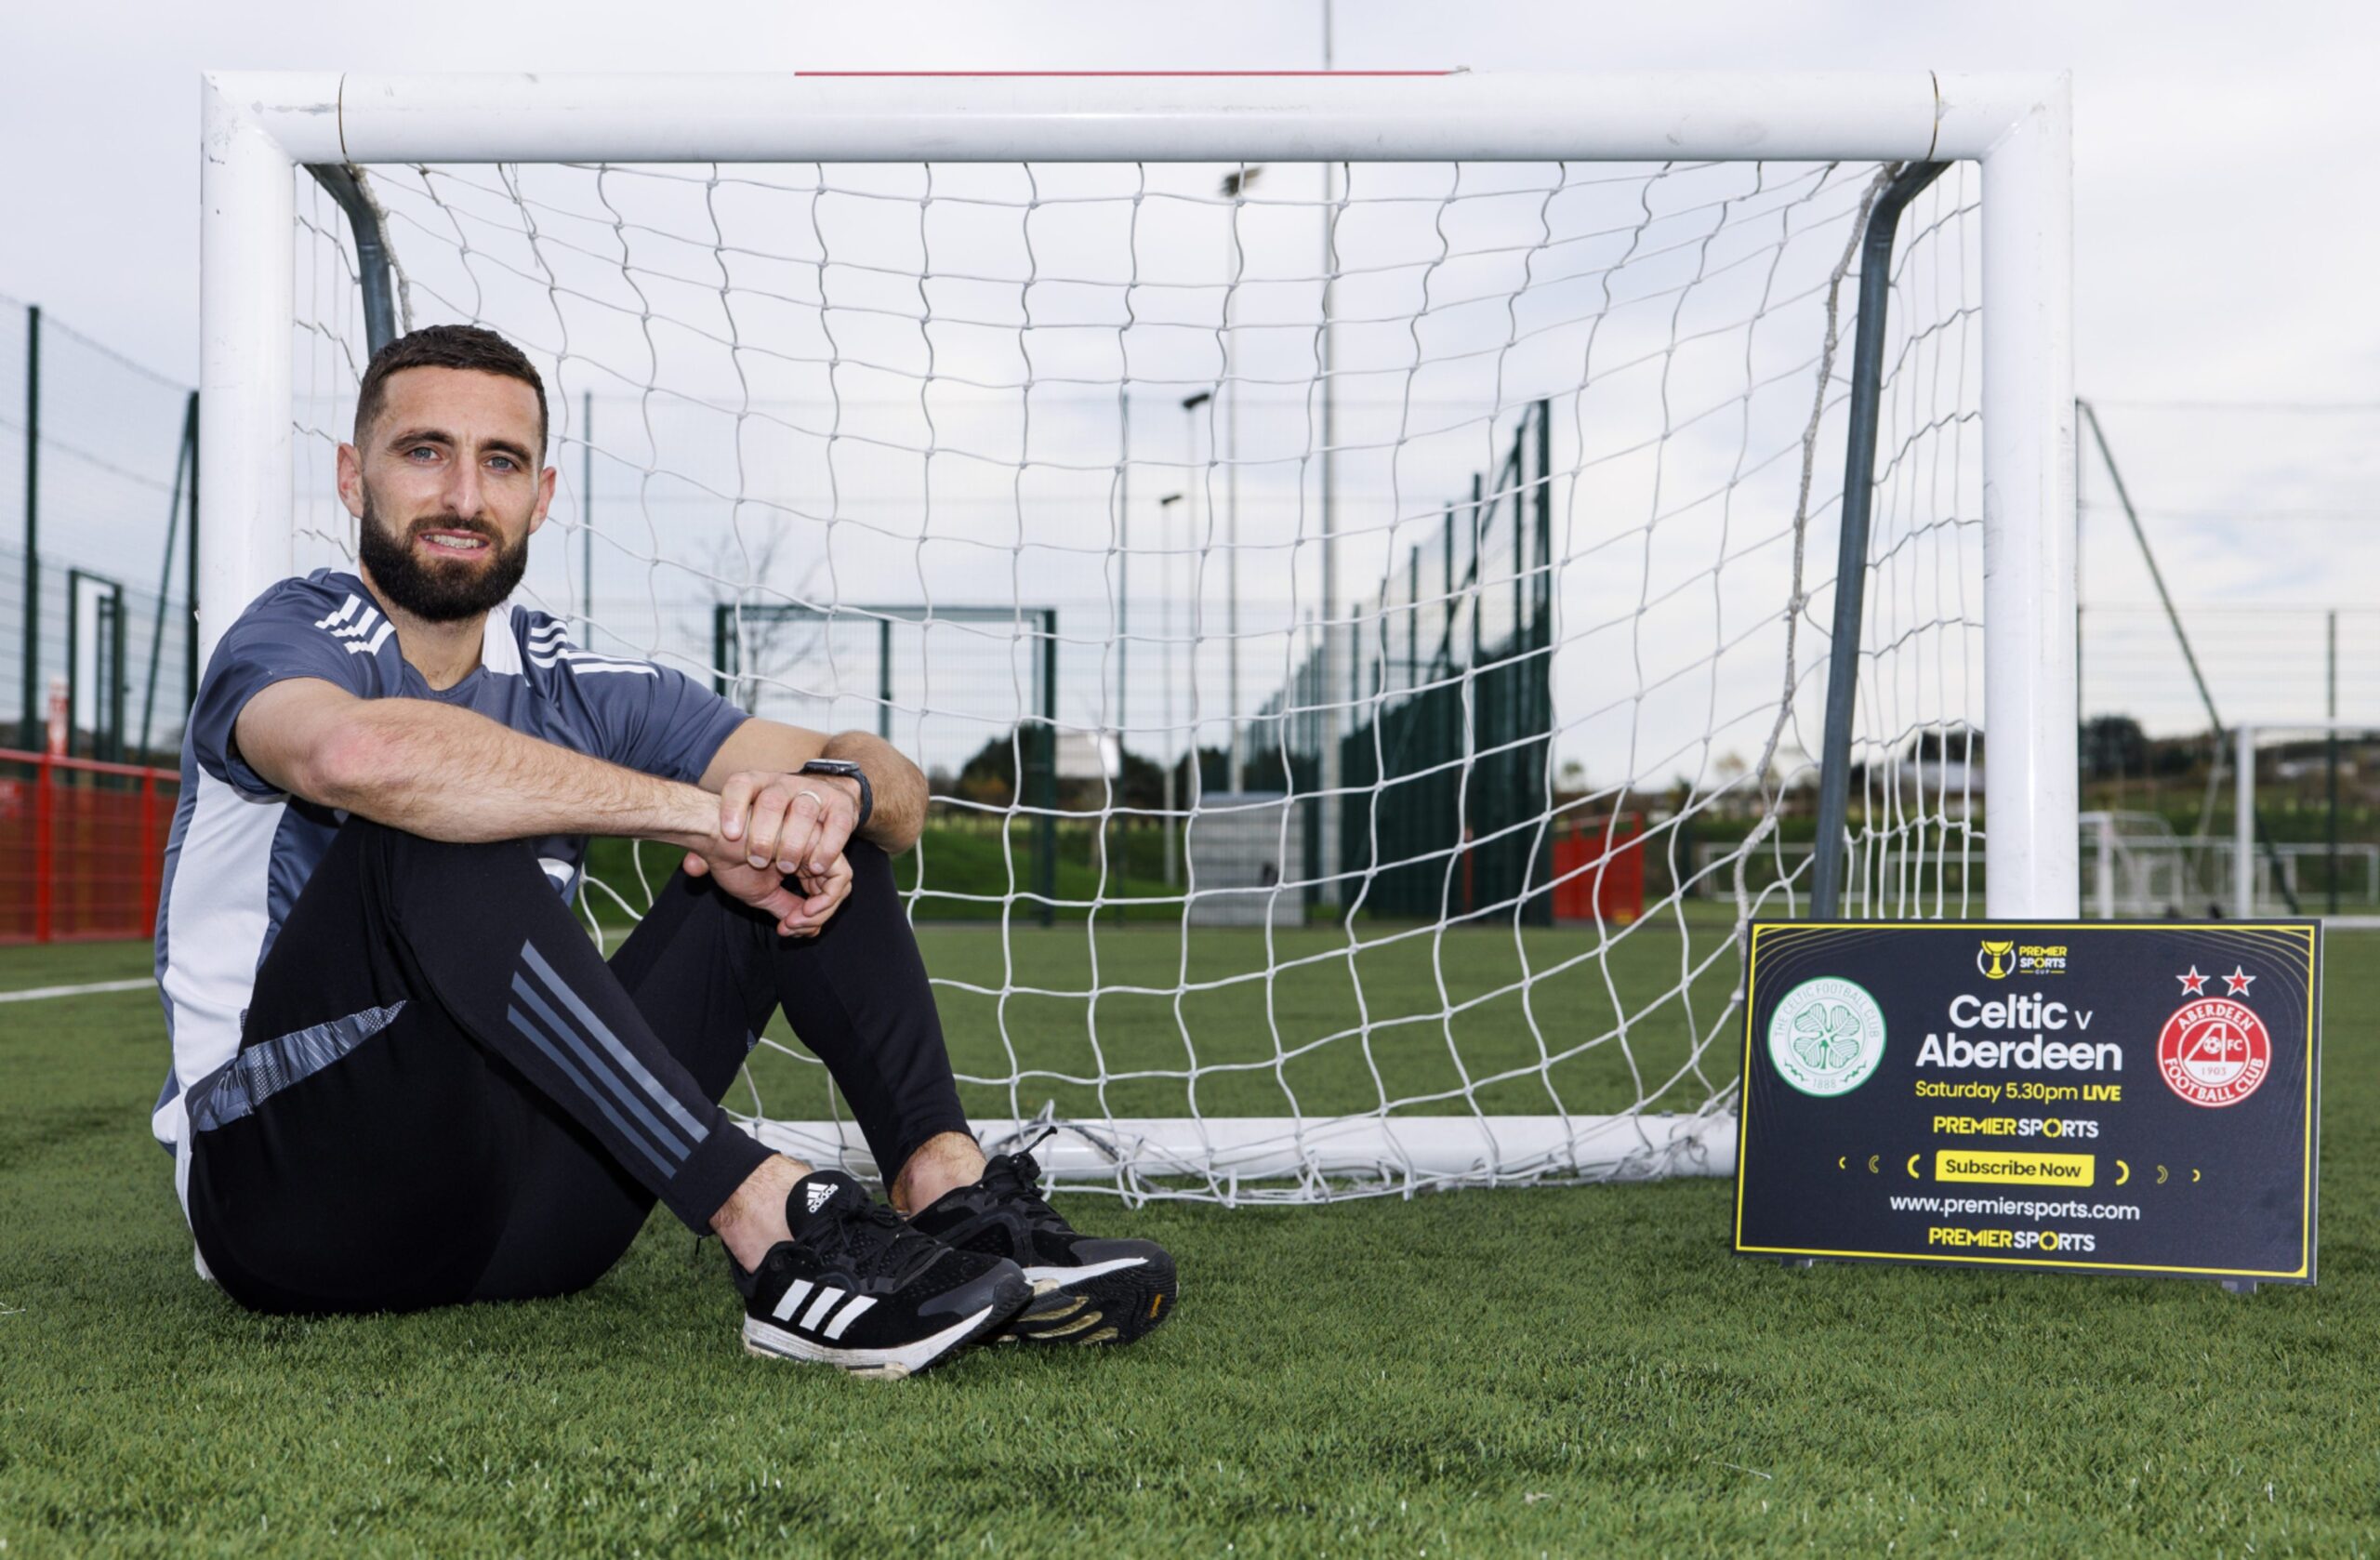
[799,759,873,831]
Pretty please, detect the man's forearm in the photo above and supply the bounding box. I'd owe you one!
[822,729,929,853]
[312,698,716,848]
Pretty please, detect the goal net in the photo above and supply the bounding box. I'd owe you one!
[217,72,2073,1201]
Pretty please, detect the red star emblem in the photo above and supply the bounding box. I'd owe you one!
[2176,967,2208,995]
[2224,967,2255,997]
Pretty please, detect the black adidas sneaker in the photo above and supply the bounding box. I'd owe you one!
[909,1147,1177,1345]
[733,1170,1032,1378]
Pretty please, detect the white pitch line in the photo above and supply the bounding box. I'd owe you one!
[0,978,153,1004]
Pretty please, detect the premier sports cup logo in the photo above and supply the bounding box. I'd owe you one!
[2156,998,2272,1108]
[1766,977,1887,1097]
[1977,940,2016,980]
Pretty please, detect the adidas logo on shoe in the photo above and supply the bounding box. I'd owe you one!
[734,1170,1032,1379]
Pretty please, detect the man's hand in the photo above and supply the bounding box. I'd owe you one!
[681,849,853,938]
[717,769,863,878]
[693,767,866,938]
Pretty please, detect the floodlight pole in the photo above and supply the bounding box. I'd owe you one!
[579,390,594,647]
[139,392,200,760]
[1117,391,1130,747]
[1221,166,1263,796]
[1317,0,1342,908]
[2236,726,2256,918]
[1182,390,1212,817]
[2328,613,2340,916]
[1159,491,1186,889]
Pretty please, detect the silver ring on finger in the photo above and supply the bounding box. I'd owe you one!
[796,788,825,810]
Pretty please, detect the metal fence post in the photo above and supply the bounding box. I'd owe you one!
[33,751,52,944]
[185,391,200,709]
[20,304,37,752]
[1528,397,1554,925]
[140,767,161,927]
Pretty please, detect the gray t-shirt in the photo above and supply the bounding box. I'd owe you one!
[151,569,747,1183]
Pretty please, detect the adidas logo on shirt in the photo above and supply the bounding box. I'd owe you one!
[525,620,657,679]
[312,594,394,655]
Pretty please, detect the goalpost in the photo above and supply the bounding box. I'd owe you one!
[199,71,2076,1200]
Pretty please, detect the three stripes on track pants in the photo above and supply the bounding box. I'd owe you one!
[504,940,711,1181]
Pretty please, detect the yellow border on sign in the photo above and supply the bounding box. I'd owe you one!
[1733,920,2320,1281]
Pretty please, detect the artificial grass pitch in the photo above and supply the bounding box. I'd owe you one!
[5,931,2379,1556]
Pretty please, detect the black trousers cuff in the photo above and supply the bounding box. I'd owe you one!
[664,1108,777,1234]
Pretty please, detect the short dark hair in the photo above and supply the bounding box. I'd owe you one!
[354,324,548,455]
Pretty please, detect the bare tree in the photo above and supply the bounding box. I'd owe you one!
[686,512,830,712]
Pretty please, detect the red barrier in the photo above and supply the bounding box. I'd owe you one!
[0,748,181,945]
[1551,812,1646,926]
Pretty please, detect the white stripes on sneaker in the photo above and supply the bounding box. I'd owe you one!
[769,1277,879,1342]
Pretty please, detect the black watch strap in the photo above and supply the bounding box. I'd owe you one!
[800,760,872,830]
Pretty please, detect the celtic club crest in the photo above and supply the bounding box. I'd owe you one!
[1766,977,1887,1098]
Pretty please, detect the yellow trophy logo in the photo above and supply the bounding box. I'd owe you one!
[1977,940,2016,980]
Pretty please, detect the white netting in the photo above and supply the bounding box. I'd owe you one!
[290,153,1982,1200]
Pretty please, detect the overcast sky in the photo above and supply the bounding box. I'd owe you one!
[1,0,2374,747]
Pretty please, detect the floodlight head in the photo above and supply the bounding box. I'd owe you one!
[1219,165,1264,198]
[1182,391,1212,411]
[1160,493,1184,508]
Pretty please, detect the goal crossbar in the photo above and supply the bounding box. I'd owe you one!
[225,70,2055,165]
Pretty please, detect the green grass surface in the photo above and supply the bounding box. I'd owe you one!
[5,929,2377,1556]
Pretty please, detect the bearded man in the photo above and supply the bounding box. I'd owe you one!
[152,324,1172,1375]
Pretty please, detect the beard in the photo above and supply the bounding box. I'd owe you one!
[355,492,530,623]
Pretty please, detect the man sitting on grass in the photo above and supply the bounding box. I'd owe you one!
[151,324,1172,1377]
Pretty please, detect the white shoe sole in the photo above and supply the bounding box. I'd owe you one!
[742,1302,998,1380]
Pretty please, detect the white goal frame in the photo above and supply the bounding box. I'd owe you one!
[198,70,2078,1187]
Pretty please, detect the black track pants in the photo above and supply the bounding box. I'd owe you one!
[182,820,971,1315]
